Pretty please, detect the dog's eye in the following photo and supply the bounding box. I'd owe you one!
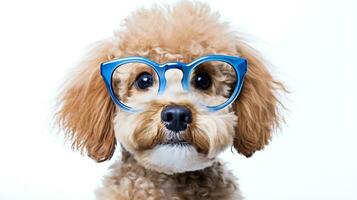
[194,72,211,90]
[135,72,154,90]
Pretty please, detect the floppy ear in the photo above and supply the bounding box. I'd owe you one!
[56,39,116,162]
[233,41,285,157]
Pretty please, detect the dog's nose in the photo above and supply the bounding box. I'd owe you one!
[161,105,192,132]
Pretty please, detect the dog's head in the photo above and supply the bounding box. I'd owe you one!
[57,1,284,174]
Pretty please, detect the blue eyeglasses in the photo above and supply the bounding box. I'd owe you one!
[101,55,247,113]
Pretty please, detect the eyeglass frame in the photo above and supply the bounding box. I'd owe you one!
[100,54,247,113]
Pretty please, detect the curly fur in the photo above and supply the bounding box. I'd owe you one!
[56,1,285,199]
[96,150,240,200]
[57,40,117,162]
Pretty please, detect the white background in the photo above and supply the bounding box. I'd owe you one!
[0,0,356,199]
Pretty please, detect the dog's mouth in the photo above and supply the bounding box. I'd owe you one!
[162,131,190,146]
[163,139,189,146]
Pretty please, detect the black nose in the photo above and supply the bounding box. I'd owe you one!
[161,105,192,132]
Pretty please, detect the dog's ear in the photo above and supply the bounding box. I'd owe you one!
[233,41,285,157]
[56,39,116,162]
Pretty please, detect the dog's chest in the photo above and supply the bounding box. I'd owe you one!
[158,166,240,200]
[97,159,241,200]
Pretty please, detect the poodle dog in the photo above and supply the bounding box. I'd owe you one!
[57,1,284,199]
